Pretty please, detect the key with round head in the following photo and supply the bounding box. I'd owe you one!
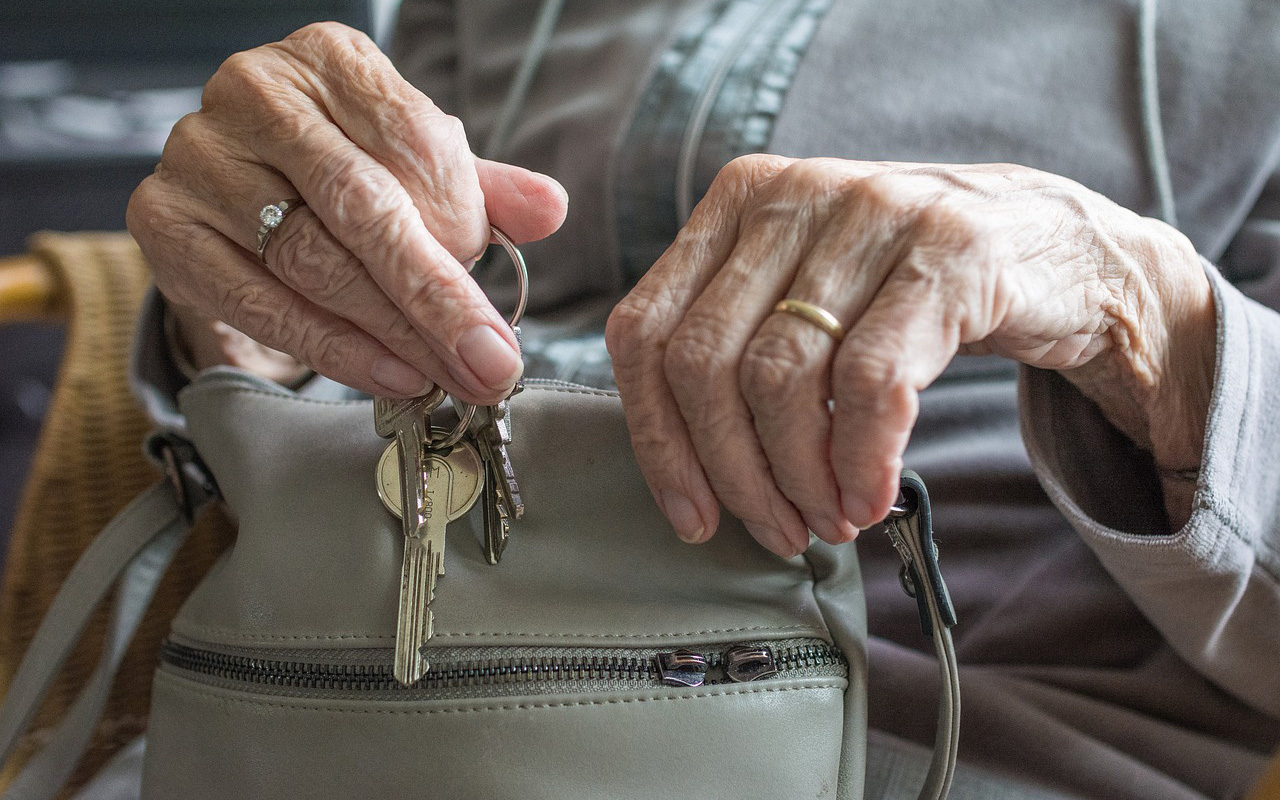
[377,436,484,684]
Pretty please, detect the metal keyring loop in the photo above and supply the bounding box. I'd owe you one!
[433,226,528,451]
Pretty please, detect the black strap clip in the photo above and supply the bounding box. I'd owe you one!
[148,432,219,521]
[884,470,957,637]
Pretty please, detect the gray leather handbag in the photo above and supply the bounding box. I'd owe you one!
[0,370,959,799]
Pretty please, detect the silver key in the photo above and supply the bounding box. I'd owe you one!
[476,400,524,519]
[374,392,444,686]
[480,460,511,566]
[471,401,523,564]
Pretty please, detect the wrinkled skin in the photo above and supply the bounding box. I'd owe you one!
[129,23,568,403]
[606,155,1214,555]
[131,24,1216,556]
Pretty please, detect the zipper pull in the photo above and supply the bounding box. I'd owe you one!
[655,650,709,687]
[722,645,778,683]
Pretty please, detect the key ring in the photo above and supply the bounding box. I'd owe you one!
[434,227,529,450]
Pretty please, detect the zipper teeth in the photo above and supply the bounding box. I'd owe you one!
[161,641,844,693]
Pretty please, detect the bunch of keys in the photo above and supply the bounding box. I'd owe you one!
[373,228,529,686]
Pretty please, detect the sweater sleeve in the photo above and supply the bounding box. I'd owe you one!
[388,0,459,114]
[1019,258,1280,718]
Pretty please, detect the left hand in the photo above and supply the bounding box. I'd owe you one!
[606,155,1215,556]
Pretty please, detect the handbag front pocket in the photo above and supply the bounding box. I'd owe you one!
[143,637,849,799]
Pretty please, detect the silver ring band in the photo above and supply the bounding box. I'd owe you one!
[255,198,305,262]
[437,225,530,450]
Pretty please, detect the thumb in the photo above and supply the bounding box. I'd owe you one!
[475,159,569,245]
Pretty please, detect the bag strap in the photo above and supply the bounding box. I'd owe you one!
[0,467,960,800]
[0,434,214,800]
[884,470,961,800]
[0,483,190,799]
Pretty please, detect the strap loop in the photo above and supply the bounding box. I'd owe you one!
[883,470,960,800]
[147,432,219,521]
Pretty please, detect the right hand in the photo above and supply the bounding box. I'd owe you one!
[128,23,568,403]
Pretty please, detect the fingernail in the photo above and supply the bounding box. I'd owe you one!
[744,521,798,557]
[834,518,859,543]
[371,356,433,396]
[660,489,705,544]
[806,514,859,545]
[841,492,873,529]
[458,325,523,390]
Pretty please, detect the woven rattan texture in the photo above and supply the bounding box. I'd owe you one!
[0,232,234,797]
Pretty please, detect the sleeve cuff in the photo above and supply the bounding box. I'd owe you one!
[1018,259,1280,715]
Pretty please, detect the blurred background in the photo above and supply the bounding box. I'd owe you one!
[0,0,401,567]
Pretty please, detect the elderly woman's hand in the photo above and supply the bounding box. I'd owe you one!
[128,23,567,403]
[606,155,1216,556]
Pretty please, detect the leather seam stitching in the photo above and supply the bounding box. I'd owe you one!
[161,678,847,715]
[170,624,823,643]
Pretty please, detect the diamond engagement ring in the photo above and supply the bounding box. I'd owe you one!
[255,198,305,262]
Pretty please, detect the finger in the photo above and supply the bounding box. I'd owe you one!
[150,126,477,398]
[475,159,569,244]
[830,224,993,528]
[740,171,921,544]
[145,220,432,398]
[663,171,857,556]
[205,31,522,400]
[276,24,491,261]
[154,120,562,402]
[262,205,484,398]
[607,154,795,549]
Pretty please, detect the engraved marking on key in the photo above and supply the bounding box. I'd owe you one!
[382,439,483,685]
[376,438,484,522]
[373,390,445,542]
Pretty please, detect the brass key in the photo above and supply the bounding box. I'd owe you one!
[377,436,484,684]
[373,392,444,686]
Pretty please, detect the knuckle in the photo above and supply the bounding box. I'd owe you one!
[709,153,793,199]
[213,277,283,346]
[125,175,166,241]
[740,331,812,407]
[401,262,475,325]
[845,171,909,214]
[914,199,985,249]
[833,348,912,414]
[271,221,361,304]
[663,317,732,387]
[402,115,487,257]
[300,322,354,374]
[605,292,667,371]
[285,21,365,52]
[158,114,237,181]
[721,153,791,182]
[205,49,309,128]
[320,161,413,253]
[159,112,202,157]
[204,50,269,110]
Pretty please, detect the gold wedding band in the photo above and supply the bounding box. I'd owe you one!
[772,299,845,342]
[256,198,305,262]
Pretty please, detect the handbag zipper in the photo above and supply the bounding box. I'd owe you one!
[160,638,845,698]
